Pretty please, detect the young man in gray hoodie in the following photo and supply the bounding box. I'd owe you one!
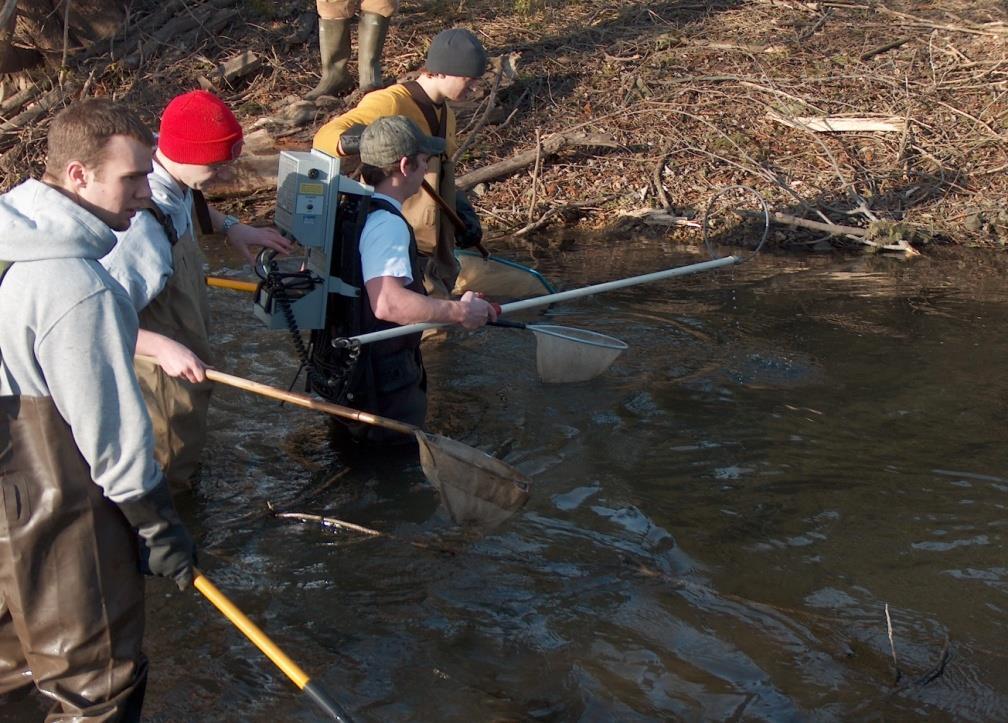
[0,98,195,720]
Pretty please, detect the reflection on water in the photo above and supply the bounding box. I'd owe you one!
[11,240,1008,721]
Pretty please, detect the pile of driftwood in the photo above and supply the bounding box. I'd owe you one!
[477,0,1007,253]
[0,0,1005,252]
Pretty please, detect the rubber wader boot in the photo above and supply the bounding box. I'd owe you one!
[305,17,353,100]
[357,12,390,92]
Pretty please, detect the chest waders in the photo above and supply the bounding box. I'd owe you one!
[0,265,147,720]
[135,199,214,488]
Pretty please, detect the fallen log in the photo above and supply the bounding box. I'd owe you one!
[742,209,920,256]
[200,129,295,198]
[0,0,189,117]
[0,1,237,152]
[123,0,235,69]
[0,85,73,151]
[208,128,624,199]
[456,130,621,190]
[205,153,281,198]
[0,82,41,115]
[760,210,868,237]
[197,50,262,91]
[618,207,700,228]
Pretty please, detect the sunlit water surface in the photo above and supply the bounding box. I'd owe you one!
[9,237,1008,721]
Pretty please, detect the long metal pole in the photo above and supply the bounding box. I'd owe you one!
[350,255,740,346]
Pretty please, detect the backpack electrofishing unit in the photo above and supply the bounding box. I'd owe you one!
[252,148,371,403]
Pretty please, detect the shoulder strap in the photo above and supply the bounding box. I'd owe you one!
[400,81,447,140]
[191,189,214,235]
[151,155,212,236]
[143,202,179,247]
[367,197,418,257]
[367,196,407,222]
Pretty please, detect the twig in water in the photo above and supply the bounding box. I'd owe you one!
[274,510,382,537]
[270,507,458,556]
[275,467,350,510]
[214,469,351,531]
[915,635,951,686]
[885,602,902,684]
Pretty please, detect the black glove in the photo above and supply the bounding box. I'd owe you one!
[454,191,483,249]
[339,123,367,156]
[117,479,197,591]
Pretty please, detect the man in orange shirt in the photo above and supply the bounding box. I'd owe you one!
[314,28,488,296]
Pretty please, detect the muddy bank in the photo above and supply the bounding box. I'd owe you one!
[1,0,1005,252]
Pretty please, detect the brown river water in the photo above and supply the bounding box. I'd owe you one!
[8,237,1008,721]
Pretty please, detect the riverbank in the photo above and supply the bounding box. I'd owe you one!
[1,0,1005,252]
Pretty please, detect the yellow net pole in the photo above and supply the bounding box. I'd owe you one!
[193,571,309,688]
[206,276,258,293]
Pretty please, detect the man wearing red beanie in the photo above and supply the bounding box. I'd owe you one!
[103,90,292,488]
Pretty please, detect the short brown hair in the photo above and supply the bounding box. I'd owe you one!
[44,98,154,180]
[360,155,420,187]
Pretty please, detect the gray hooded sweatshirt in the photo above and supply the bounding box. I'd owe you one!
[0,179,162,503]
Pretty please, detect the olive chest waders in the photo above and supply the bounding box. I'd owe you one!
[398,82,460,298]
[134,200,214,489]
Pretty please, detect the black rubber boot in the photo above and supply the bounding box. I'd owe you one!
[305,17,353,100]
[357,12,390,92]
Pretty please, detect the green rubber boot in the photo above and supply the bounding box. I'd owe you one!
[305,17,353,100]
[357,12,390,92]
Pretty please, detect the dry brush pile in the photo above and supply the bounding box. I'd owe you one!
[1,0,1005,253]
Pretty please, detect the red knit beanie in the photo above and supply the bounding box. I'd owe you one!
[157,90,243,165]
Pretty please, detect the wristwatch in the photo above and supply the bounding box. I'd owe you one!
[221,214,240,235]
